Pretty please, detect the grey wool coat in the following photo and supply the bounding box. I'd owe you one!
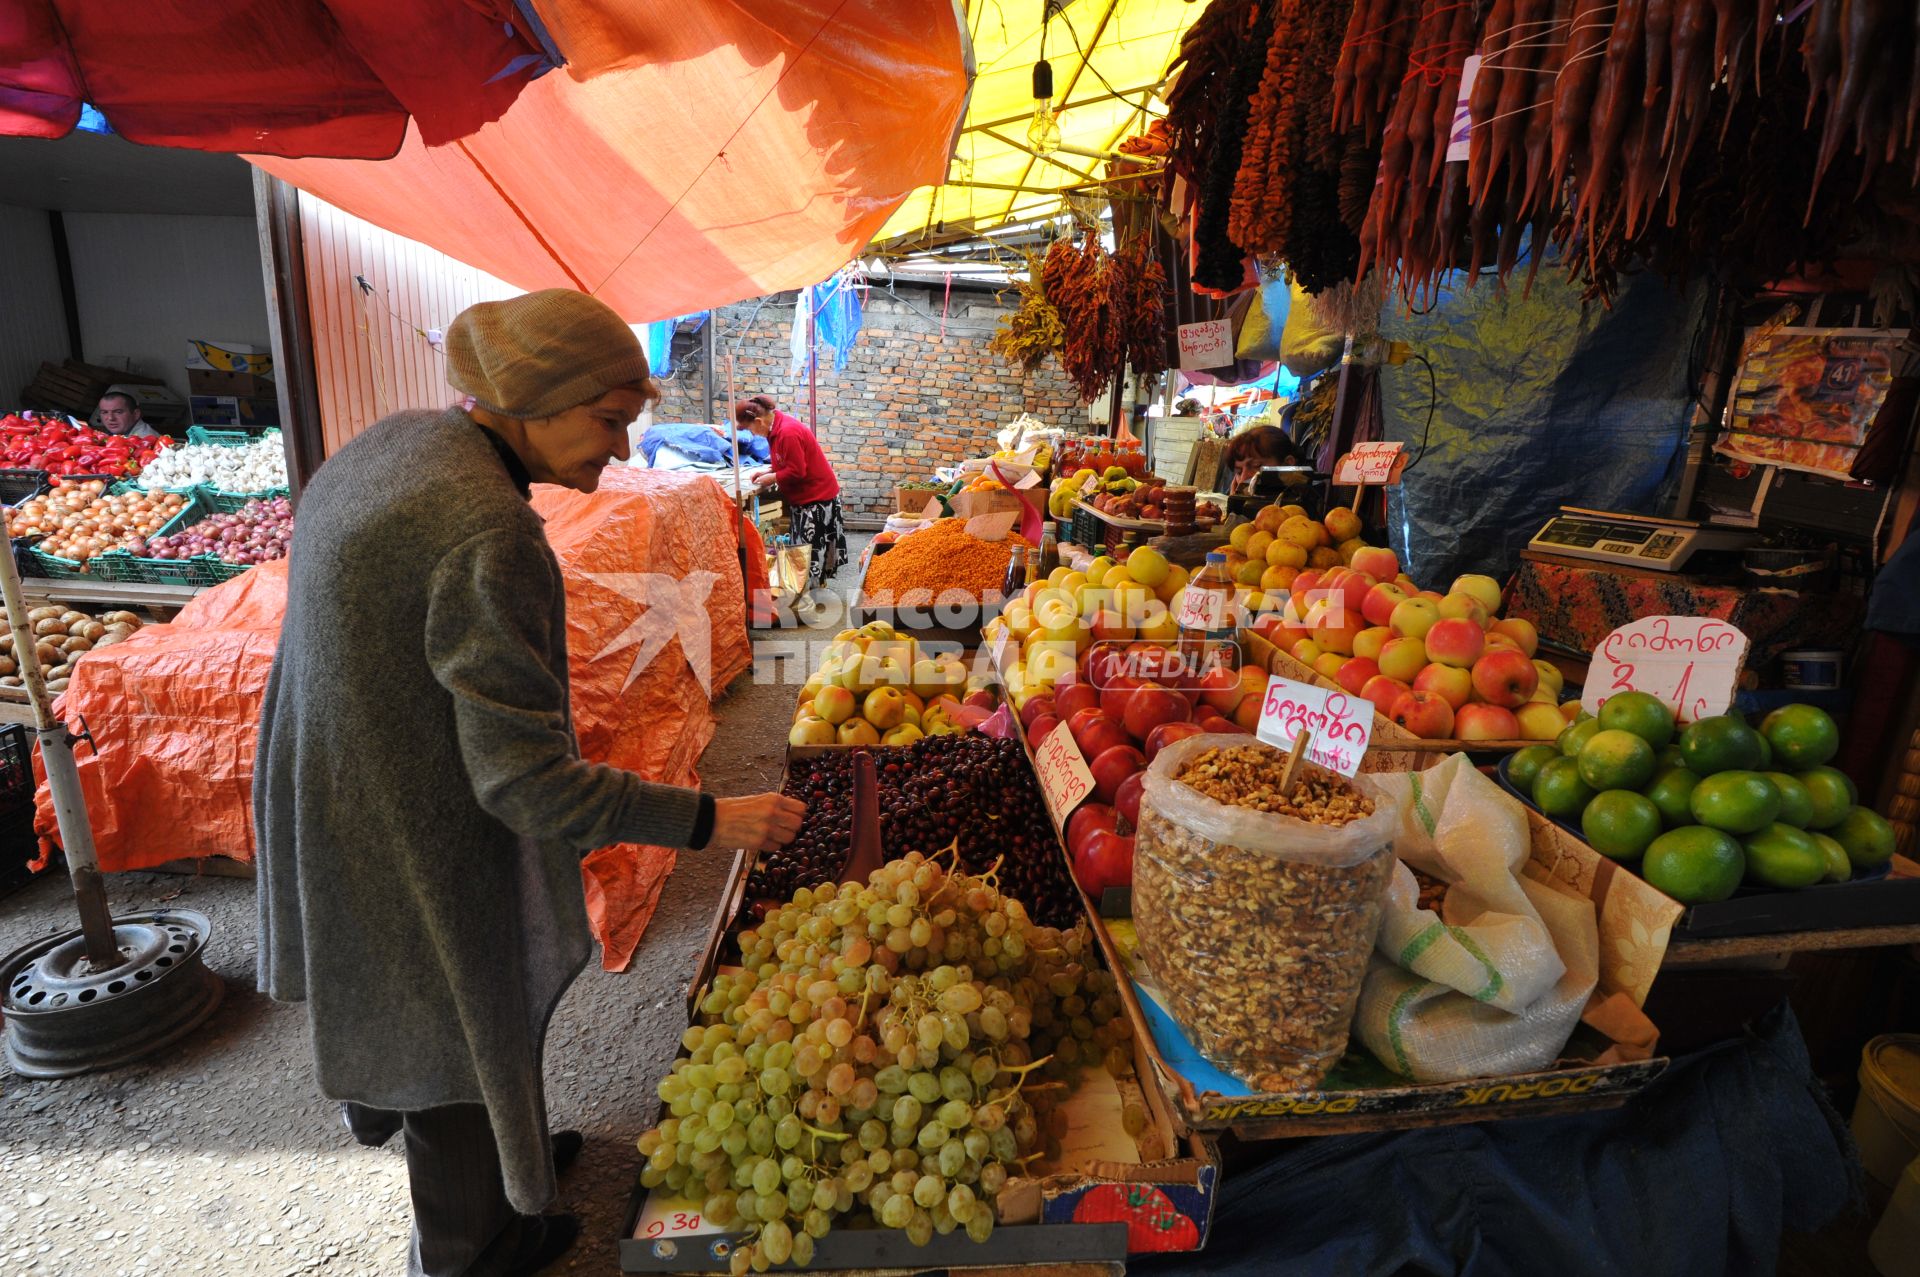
[255,408,705,1212]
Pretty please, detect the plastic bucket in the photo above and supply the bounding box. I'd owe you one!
[1853,1035,1920,1189]
[1869,1155,1920,1277]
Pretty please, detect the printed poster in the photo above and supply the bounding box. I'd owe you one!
[1717,327,1898,480]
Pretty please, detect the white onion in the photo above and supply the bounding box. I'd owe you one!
[136,433,288,493]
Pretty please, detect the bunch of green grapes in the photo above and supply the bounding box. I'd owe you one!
[636,849,1133,1273]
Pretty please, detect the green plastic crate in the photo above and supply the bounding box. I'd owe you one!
[22,545,133,581]
[185,425,259,447]
[201,557,255,584]
[196,485,288,514]
[115,551,220,588]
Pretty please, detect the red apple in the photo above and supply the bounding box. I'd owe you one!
[1454,703,1521,741]
[1425,617,1486,668]
[1054,683,1100,722]
[1090,744,1147,806]
[1292,568,1322,598]
[1073,829,1135,897]
[1075,713,1133,762]
[1018,693,1056,729]
[1361,581,1410,627]
[1145,720,1206,761]
[963,688,996,710]
[1389,689,1455,738]
[1335,657,1380,695]
[1349,546,1400,581]
[1028,714,1061,747]
[1413,661,1474,710]
[1066,802,1119,856]
[1114,771,1146,827]
[1469,648,1539,709]
[1328,569,1375,620]
[1197,663,1246,715]
[1360,674,1410,717]
[1122,683,1191,743]
[1491,617,1539,658]
[1098,674,1141,722]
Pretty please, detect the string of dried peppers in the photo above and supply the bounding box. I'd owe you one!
[1041,233,1166,403]
[989,251,1065,373]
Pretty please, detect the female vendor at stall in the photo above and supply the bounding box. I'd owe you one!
[1221,423,1308,492]
[738,394,846,603]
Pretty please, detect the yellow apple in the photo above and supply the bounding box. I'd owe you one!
[1492,617,1539,658]
[837,718,881,746]
[1515,702,1568,741]
[882,722,925,746]
[1450,574,1503,614]
[813,683,857,724]
[789,717,836,747]
[862,686,906,730]
[1352,626,1393,662]
[1531,659,1564,695]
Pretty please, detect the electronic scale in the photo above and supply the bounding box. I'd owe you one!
[1526,507,1758,572]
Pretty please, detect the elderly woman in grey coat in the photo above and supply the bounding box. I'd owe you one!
[255,289,804,1277]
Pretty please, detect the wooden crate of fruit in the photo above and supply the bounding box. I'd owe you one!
[1240,629,1433,774]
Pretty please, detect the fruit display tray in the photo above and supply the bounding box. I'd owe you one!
[618,773,1221,1272]
[1493,754,1920,940]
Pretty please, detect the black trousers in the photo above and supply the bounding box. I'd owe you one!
[343,1101,530,1277]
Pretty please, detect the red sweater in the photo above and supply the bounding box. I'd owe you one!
[765,411,839,506]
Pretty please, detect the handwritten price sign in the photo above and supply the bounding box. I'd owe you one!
[1333,441,1406,485]
[1176,319,1234,371]
[635,1193,719,1241]
[1581,616,1749,724]
[1031,720,1096,816]
[1254,674,1372,777]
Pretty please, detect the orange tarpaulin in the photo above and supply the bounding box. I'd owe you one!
[250,0,972,321]
[35,467,753,970]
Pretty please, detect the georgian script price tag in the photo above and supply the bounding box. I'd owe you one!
[964,511,1019,541]
[1176,319,1234,370]
[1031,720,1096,817]
[1254,674,1372,777]
[1581,616,1748,724]
[1333,441,1406,485]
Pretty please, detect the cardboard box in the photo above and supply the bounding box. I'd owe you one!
[948,486,1038,522]
[186,341,274,397]
[190,395,281,428]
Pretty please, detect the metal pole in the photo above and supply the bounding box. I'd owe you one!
[703,310,717,427]
[808,289,819,435]
[0,547,117,967]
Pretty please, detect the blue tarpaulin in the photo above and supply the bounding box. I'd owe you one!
[1376,264,1704,586]
[789,272,865,378]
[638,421,767,468]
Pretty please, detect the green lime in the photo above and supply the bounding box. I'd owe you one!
[1581,790,1663,861]
[1598,691,1676,747]
[1643,767,1702,829]
[1760,772,1814,829]
[1831,806,1896,871]
[1507,744,1560,796]
[1741,823,1827,889]
[1656,744,1687,771]
[1755,733,1773,769]
[1577,729,1657,791]
[1642,827,1746,904]
[1689,770,1782,835]
[1811,832,1852,883]
[1678,715,1766,775]
[1557,718,1602,759]
[1795,766,1857,829]
[1761,704,1839,770]
[1533,756,1596,819]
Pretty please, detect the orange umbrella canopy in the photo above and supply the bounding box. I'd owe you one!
[251,0,973,320]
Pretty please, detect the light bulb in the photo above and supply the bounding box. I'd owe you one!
[1027,103,1062,158]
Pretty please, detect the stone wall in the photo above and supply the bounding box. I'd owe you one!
[651,284,1088,523]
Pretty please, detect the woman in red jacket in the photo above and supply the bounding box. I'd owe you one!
[738,395,846,605]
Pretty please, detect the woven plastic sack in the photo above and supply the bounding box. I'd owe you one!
[1133,734,1399,1093]
[1349,755,1600,1082]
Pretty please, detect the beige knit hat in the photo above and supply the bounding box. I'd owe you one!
[445,289,653,419]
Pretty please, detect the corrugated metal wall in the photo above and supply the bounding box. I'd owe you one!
[297,193,518,456]
[0,202,68,406]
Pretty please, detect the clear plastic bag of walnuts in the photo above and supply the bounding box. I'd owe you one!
[1133,733,1398,1092]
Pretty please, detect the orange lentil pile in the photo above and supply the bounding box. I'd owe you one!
[861,518,1026,607]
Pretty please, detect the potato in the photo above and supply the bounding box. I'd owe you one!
[0,675,20,687]
[0,655,15,675]
[58,611,88,628]
[61,635,92,655]
[75,621,106,642]
[32,617,66,637]
[100,611,141,628]
[46,663,70,679]
[26,606,61,623]
[35,642,61,667]
[46,678,67,693]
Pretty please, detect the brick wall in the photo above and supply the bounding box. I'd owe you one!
[652,284,1087,523]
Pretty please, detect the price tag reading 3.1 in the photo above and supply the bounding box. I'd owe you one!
[1254,674,1372,777]
[1581,616,1749,724]
[1031,721,1096,817]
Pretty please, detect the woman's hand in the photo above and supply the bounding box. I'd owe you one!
[709,793,806,851]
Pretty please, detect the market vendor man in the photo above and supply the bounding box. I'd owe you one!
[738,393,845,607]
[256,289,805,1277]
[96,390,159,438]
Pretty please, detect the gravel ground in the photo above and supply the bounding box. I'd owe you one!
[0,540,869,1277]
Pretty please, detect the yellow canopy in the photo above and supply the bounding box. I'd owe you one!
[870,0,1200,257]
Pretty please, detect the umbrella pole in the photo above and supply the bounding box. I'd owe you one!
[0,544,117,968]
